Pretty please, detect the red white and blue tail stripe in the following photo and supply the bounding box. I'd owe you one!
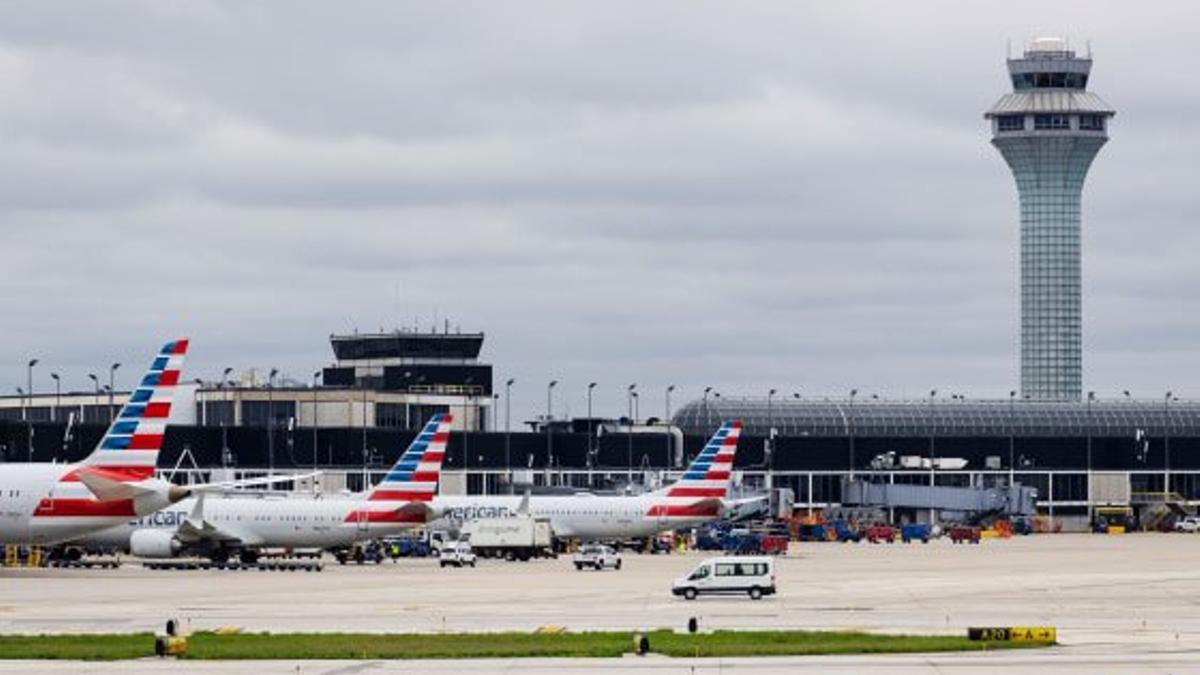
[647,420,741,519]
[35,339,189,519]
[345,413,452,524]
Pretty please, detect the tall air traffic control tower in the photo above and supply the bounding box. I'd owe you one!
[986,37,1114,401]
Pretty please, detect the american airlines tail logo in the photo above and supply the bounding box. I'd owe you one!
[344,413,452,524]
[35,339,189,519]
[646,420,740,519]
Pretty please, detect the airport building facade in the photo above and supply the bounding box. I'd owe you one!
[4,382,1200,527]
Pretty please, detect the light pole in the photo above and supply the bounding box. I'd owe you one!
[665,385,675,466]
[767,388,777,470]
[546,380,557,476]
[16,387,30,461]
[504,378,514,472]
[268,368,278,473]
[587,382,597,463]
[849,389,858,479]
[312,371,322,474]
[464,377,474,483]
[193,379,207,426]
[1085,390,1095,522]
[928,389,937,524]
[492,393,499,432]
[108,362,120,424]
[1165,391,1175,499]
[26,358,38,422]
[50,372,60,423]
[627,384,637,482]
[360,366,368,469]
[703,386,712,429]
[88,373,99,417]
[222,367,233,467]
[1008,390,1016,488]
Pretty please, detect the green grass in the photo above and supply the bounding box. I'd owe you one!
[0,633,154,660]
[183,632,632,659]
[0,630,1052,661]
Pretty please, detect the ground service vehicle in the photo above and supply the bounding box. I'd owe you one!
[865,525,897,544]
[574,544,621,570]
[460,512,554,560]
[672,556,776,600]
[1175,516,1200,533]
[901,523,931,543]
[948,526,982,544]
[439,540,476,567]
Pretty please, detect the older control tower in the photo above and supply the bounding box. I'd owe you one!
[986,37,1114,401]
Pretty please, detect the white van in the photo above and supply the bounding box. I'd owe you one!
[672,556,776,600]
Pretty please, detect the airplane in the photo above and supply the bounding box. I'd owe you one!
[77,413,453,563]
[431,420,742,541]
[0,339,196,546]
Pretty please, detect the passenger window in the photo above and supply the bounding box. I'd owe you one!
[689,566,710,580]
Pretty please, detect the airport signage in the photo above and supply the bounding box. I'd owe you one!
[967,626,1056,643]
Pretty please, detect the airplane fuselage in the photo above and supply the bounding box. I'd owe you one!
[0,463,151,545]
[82,494,422,553]
[431,494,720,540]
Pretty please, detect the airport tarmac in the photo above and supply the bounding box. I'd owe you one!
[3,533,1200,672]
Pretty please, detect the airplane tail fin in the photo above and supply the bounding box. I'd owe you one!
[655,420,741,500]
[79,339,190,481]
[365,413,453,503]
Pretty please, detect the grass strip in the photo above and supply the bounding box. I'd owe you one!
[0,630,1052,661]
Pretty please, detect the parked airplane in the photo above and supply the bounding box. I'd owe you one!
[0,340,197,545]
[78,413,453,563]
[432,420,742,540]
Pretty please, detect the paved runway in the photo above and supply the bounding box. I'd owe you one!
[3,533,1200,672]
[3,648,1200,674]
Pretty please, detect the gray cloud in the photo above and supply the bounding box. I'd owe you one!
[1,1,1198,420]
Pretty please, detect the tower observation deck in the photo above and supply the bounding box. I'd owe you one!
[985,37,1114,402]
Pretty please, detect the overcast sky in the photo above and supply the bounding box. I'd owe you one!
[1,1,1198,421]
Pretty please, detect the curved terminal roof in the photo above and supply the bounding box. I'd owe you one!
[672,398,1200,438]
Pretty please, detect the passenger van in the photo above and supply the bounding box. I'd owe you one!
[672,556,776,600]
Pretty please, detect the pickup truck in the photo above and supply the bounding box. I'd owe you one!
[1175,516,1200,533]
[574,544,622,571]
[439,541,477,568]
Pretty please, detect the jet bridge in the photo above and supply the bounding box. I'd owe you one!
[841,479,1037,523]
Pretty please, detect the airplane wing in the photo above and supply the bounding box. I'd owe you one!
[77,468,322,503]
[76,469,162,502]
[184,471,324,494]
[174,493,262,546]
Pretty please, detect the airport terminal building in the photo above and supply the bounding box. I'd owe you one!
[3,345,1199,527]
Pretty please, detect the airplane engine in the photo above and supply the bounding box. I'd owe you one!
[129,529,183,558]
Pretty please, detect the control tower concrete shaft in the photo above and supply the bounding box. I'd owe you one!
[985,37,1114,401]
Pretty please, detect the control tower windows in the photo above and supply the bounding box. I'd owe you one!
[1034,114,1070,130]
[1011,72,1088,90]
[1079,114,1106,131]
[998,115,1025,132]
